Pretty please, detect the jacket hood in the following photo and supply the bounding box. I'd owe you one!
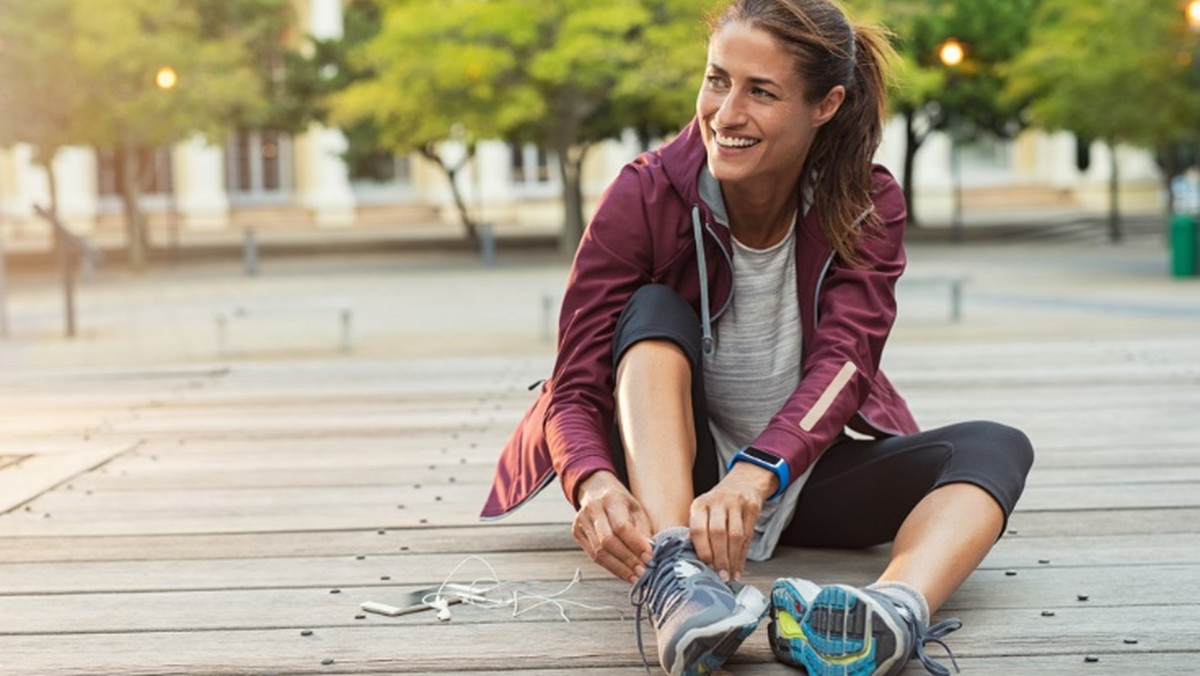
[653,117,709,209]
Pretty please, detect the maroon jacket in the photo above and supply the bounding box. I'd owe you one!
[480,119,919,520]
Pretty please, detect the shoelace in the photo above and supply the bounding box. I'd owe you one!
[629,537,691,672]
[905,610,963,676]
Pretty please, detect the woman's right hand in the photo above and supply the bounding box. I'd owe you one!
[572,471,654,584]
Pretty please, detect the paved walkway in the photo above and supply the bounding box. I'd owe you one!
[0,226,1198,675]
[1,223,1197,370]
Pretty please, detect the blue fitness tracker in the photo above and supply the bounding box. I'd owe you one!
[728,446,789,500]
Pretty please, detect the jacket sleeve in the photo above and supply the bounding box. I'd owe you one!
[543,166,659,508]
[748,168,908,478]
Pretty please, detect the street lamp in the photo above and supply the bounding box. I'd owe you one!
[939,38,965,243]
[155,66,180,258]
[155,66,177,90]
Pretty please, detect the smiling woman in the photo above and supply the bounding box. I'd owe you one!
[482,2,1034,676]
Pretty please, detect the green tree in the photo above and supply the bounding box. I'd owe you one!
[1007,0,1200,241]
[333,0,716,251]
[0,0,293,268]
[852,0,1038,226]
[0,0,89,222]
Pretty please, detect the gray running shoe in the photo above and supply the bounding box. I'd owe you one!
[771,583,962,676]
[630,530,768,676]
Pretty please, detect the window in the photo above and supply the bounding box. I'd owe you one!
[509,142,559,200]
[96,147,173,197]
[226,130,293,204]
[510,143,553,185]
[349,151,411,185]
[348,151,414,204]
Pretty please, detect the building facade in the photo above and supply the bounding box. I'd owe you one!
[0,0,1167,254]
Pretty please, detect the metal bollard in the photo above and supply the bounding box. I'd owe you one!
[244,227,259,276]
[339,308,353,354]
[479,222,495,268]
[542,290,555,343]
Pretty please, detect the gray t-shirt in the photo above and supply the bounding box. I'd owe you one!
[698,165,813,561]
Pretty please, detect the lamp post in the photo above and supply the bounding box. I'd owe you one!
[156,66,180,260]
[939,38,965,243]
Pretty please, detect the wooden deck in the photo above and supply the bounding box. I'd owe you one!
[2,335,1199,675]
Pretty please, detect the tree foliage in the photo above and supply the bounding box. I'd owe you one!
[850,0,1039,225]
[1007,0,1200,240]
[0,0,294,267]
[332,0,718,250]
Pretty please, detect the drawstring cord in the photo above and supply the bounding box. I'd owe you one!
[691,206,715,357]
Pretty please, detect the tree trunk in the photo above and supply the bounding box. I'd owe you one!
[1107,139,1122,243]
[556,141,590,256]
[35,153,62,257]
[902,110,926,227]
[420,145,477,242]
[1158,144,1179,220]
[119,144,148,269]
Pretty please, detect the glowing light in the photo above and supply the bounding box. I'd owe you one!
[1189,0,1200,31]
[156,66,178,90]
[939,39,965,68]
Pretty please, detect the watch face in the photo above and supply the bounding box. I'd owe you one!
[743,447,782,466]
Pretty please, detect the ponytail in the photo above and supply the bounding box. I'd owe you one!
[711,0,898,267]
[804,21,894,266]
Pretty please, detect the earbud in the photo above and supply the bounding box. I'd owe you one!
[431,598,452,622]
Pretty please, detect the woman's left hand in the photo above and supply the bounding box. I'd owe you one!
[688,463,776,582]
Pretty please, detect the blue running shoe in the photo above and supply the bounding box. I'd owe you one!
[766,577,822,667]
[769,583,963,676]
[630,529,768,676]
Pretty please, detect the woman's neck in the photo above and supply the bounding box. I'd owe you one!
[722,180,800,250]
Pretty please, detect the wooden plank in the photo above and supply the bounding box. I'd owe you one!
[0,444,134,513]
[2,515,1198,565]
[0,604,1192,675]
[0,560,1195,633]
[1,533,1195,599]
[8,474,1197,537]
[0,524,578,564]
[75,460,1200,493]
[1005,507,1200,537]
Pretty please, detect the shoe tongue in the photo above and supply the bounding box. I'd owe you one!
[653,526,691,546]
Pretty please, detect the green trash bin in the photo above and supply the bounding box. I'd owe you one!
[1170,213,1198,277]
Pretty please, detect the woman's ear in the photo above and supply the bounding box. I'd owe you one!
[811,85,846,128]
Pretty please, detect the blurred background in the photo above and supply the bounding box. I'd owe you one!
[0,0,1197,365]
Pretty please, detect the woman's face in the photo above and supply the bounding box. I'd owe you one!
[696,21,843,187]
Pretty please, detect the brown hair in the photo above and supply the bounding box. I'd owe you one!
[710,0,895,265]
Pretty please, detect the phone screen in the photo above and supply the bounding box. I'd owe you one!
[361,583,485,616]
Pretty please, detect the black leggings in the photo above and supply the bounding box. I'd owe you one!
[609,284,1034,548]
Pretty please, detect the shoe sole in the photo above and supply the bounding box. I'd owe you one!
[795,584,907,676]
[767,578,822,668]
[669,584,769,676]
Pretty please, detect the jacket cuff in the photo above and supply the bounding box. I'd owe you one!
[559,454,617,509]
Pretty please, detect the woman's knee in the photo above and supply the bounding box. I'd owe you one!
[613,284,702,368]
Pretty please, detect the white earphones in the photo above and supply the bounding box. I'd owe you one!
[431,597,452,622]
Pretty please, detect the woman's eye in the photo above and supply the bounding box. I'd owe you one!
[752,87,776,99]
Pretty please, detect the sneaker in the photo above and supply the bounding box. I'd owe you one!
[766,577,822,667]
[629,529,768,676]
[769,583,962,676]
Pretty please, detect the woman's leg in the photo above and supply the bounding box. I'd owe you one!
[611,285,763,676]
[615,338,696,531]
[778,420,1033,608]
[876,482,1004,613]
[609,285,719,528]
[769,421,1033,675]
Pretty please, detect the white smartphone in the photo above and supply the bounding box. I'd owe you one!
[360,583,487,616]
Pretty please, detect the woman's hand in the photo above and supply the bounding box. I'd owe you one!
[689,463,776,582]
[572,471,654,584]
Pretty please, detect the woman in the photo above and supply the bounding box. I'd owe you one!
[482,1,1034,675]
